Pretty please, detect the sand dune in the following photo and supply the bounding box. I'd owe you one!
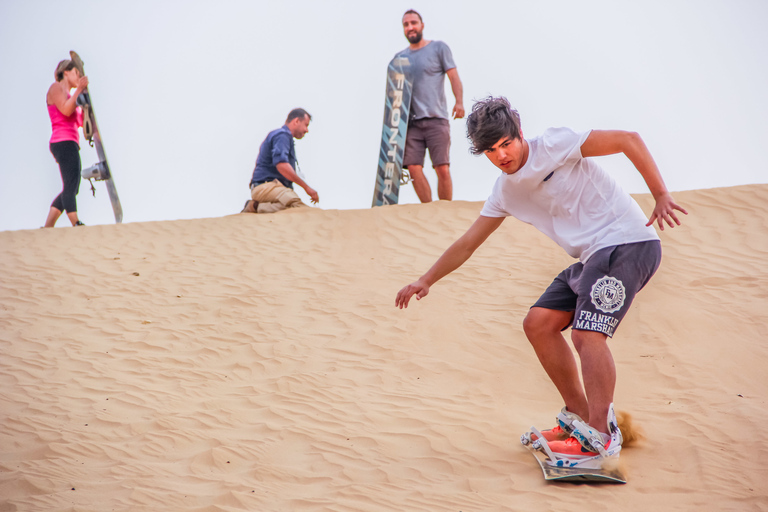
[1,185,766,511]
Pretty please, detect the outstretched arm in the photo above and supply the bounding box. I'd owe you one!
[446,68,465,119]
[581,130,688,230]
[395,215,504,308]
[276,162,318,203]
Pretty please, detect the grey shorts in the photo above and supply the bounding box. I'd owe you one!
[403,117,451,168]
[532,241,662,337]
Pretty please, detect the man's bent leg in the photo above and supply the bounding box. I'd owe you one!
[407,165,433,203]
[435,164,452,201]
[523,307,589,420]
[251,180,306,213]
[571,328,615,435]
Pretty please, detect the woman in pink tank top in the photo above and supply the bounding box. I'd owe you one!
[43,59,89,227]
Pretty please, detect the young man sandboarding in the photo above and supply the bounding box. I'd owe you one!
[395,96,687,466]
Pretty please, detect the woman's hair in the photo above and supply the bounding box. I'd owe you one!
[55,60,76,82]
[466,96,522,155]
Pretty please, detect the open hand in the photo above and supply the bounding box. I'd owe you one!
[647,193,688,230]
[305,186,319,204]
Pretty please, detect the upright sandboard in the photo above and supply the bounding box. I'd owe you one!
[371,55,413,207]
[70,50,123,223]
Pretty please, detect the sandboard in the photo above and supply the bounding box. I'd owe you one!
[525,445,626,483]
[371,55,413,207]
[70,50,123,224]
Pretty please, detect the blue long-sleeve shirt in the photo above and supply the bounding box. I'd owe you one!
[250,125,295,189]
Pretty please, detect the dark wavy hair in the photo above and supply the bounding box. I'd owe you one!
[466,96,522,155]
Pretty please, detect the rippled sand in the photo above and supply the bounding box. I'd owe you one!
[1,185,766,511]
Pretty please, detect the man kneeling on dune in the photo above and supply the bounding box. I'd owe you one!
[241,108,319,214]
[395,96,688,468]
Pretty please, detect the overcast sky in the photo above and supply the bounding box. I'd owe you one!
[1,0,766,231]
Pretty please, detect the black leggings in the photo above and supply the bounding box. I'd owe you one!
[50,140,81,213]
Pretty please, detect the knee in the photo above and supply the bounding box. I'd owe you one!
[276,188,302,207]
[523,308,572,343]
[571,330,586,352]
[435,165,451,180]
[522,309,550,342]
[571,328,607,353]
[408,165,426,179]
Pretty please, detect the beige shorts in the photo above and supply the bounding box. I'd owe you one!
[250,180,306,213]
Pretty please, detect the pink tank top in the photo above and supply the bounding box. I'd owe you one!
[48,95,82,144]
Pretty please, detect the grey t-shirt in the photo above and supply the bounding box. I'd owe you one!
[397,41,456,121]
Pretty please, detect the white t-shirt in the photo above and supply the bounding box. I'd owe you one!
[480,127,659,262]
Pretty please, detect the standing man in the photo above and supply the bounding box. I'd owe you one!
[397,9,464,202]
[241,108,319,214]
[395,96,688,467]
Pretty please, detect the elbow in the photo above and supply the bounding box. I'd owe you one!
[625,131,643,146]
[621,131,646,154]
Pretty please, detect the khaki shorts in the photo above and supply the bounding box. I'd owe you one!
[250,179,306,213]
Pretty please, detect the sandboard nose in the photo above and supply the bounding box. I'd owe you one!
[69,50,85,76]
